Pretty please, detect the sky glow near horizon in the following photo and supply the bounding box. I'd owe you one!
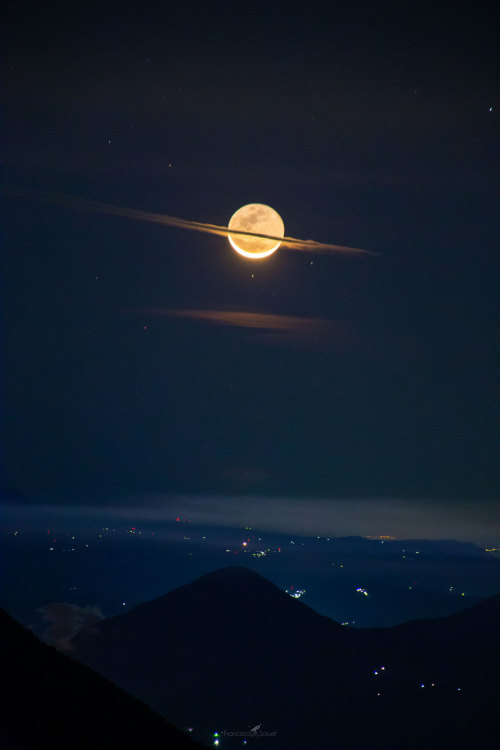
[2,496,498,546]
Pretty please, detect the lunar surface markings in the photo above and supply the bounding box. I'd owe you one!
[228,204,284,259]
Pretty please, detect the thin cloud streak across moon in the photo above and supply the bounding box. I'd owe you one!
[27,192,376,256]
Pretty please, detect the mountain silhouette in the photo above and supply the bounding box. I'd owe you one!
[68,567,499,748]
[0,608,206,750]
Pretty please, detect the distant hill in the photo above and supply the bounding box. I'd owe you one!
[361,589,500,688]
[3,522,498,629]
[0,609,206,750]
[71,566,499,749]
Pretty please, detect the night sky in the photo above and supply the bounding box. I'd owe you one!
[3,2,498,534]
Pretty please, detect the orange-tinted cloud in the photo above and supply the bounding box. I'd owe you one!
[145,308,352,350]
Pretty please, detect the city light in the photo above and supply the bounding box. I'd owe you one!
[286,588,306,599]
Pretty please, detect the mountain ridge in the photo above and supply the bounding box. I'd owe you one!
[69,565,499,749]
[0,608,206,750]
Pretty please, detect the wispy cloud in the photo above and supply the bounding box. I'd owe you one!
[38,602,104,651]
[141,308,352,350]
[17,191,376,256]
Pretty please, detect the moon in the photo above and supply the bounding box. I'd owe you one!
[228,204,284,259]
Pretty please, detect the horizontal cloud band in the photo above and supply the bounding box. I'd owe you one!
[23,191,376,256]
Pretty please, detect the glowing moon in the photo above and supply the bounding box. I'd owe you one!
[228,204,284,259]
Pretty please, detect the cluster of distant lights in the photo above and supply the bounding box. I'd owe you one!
[224,535,282,556]
[447,585,466,596]
[186,726,243,743]
[8,525,482,610]
[372,666,387,697]
[371,667,463,698]
[186,729,232,747]
[210,731,249,746]
[44,531,87,553]
[400,548,424,559]
[286,587,306,599]
[418,683,463,692]
[202,673,466,741]
[366,535,396,542]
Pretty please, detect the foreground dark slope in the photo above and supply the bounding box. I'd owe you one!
[72,567,499,749]
[0,609,206,750]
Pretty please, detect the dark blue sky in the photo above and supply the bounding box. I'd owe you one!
[3,2,497,510]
